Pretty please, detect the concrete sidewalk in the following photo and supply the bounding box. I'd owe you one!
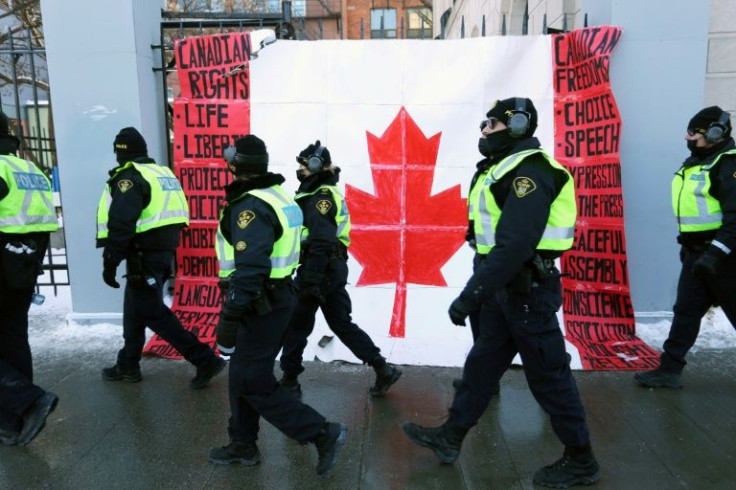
[2,345,736,489]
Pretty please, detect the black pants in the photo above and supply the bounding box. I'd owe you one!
[228,284,326,444]
[117,250,214,369]
[280,259,381,377]
[0,286,44,431]
[660,249,736,372]
[449,276,590,447]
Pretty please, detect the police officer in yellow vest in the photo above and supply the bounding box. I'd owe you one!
[402,98,600,489]
[635,106,736,389]
[277,140,401,399]
[0,111,59,446]
[209,135,347,475]
[96,127,225,388]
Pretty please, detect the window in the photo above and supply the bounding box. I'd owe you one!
[371,9,397,39]
[406,7,432,39]
[292,0,305,17]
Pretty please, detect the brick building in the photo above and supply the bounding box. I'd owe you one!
[294,0,432,40]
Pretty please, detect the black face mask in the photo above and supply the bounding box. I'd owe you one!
[296,169,307,182]
[483,130,516,158]
[688,139,724,158]
[687,139,703,155]
[478,137,491,157]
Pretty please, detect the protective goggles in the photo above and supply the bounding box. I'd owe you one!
[479,117,499,131]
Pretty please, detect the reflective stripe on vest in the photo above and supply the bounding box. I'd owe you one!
[295,185,351,247]
[467,173,486,221]
[671,149,736,232]
[216,185,303,279]
[96,162,189,239]
[471,149,576,254]
[0,155,58,233]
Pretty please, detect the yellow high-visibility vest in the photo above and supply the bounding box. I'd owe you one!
[0,155,58,233]
[296,185,351,247]
[216,184,302,279]
[671,149,736,233]
[96,161,189,239]
[470,149,576,254]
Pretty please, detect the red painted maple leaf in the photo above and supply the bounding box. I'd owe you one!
[345,107,467,337]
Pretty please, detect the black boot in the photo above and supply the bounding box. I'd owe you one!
[209,441,260,465]
[634,366,683,389]
[18,392,59,446]
[369,360,402,397]
[0,428,19,446]
[312,422,348,475]
[533,444,600,488]
[402,419,469,464]
[279,374,303,399]
[190,356,227,389]
[102,363,142,383]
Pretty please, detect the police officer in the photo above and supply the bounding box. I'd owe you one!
[0,111,59,446]
[452,124,503,394]
[635,106,736,389]
[96,127,225,388]
[209,135,347,475]
[278,141,402,398]
[402,98,600,489]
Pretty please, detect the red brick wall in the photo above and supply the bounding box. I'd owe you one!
[345,0,430,40]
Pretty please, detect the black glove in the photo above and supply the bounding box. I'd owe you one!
[692,247,726,279]
[102,248,125,289]
[299,270,326,304]
[102,263,120,289]
[448,296,472,326]
[299,284,325,304]
[216,307,243,355]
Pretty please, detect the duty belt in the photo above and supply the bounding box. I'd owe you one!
[265,276,292,287]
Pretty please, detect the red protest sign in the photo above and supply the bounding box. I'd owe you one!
[553,26,659,370]
[176,33,252,100]
[145,32,252,358]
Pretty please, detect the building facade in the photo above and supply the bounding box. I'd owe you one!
[295,0,432,40]
[434,0,736,114]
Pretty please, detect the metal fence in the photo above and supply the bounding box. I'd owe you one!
[0,26,68,295]
[448,11,588,39]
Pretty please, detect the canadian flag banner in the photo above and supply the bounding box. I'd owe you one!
[144,26,659,370]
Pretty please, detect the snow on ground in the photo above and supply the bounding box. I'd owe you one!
[636,307,736,352]
[27,286,736,360]
[28,287,120,361]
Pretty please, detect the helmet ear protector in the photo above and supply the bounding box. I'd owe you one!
[307,145,325,172]
[507,97,531,139]
[705,110,731,144]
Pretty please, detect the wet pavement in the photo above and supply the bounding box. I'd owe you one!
[2,344,736,489]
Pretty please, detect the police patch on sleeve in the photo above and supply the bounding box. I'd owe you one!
[235,241,247,251]
[733,170,736,179]
[316,200,332,215]
[237,210,256,229]
[117,179,133,193]
[512,177,537,198]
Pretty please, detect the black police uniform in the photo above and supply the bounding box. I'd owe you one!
[217,173,327,445]
[279,169,384,378]
[660,138,736,373]
[0,139,58,445]
[98,157,220,375]
[451,137,589,447]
